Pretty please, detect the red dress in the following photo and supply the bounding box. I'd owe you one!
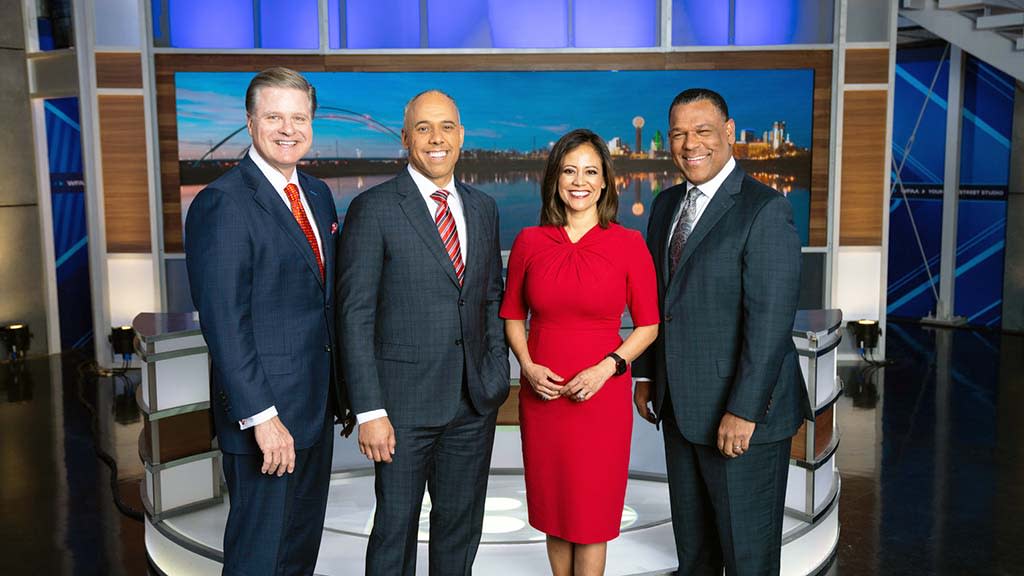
[499,223,659,544]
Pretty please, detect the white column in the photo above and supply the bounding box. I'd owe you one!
[935,45,964,322]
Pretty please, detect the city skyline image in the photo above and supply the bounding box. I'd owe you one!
[175,69,815,246]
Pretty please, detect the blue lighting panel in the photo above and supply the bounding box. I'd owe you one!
[329,0,342,48]
[427,0,492,48]
[574,0,657,48]
[169,0,254,49]
[489,0,568,48]
[735,0,833,45]
[672,0,728,46]
[347,0,420,48]
[151,0,163,43]
[260,0,319,49]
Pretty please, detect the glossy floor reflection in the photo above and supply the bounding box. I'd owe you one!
[1,322,1022,575]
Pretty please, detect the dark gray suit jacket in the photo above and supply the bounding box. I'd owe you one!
[633,164,811,446]
[337,169,510,426]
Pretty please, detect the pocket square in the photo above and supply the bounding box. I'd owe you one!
[331,222,338,234]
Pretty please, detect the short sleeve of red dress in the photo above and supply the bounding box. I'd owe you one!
[625,229,660,327]
[499,228,531,320]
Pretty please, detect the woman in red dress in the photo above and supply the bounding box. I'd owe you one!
[500,129,659,575]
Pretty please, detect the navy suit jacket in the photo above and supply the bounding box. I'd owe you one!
[337,169,510,427]
[633,164,811,445]
[185,155,346,455]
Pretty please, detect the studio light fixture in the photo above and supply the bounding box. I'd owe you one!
[1,323,32,359]
[848,319,881,351]
[109,325,136,358]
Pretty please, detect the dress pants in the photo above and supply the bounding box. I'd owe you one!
[365,391,497,576]
[661,390,791,576]
[221,413,335,576]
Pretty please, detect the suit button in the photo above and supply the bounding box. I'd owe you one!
[325,303,331,310]
[455,338,463,346]
[665,314,673,322]
[324,345,332,352]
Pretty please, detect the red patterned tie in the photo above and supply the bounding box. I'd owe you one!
[430,190,465,285]
[284,183,324,280]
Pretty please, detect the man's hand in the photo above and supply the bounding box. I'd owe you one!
[717,412,756,458]
[254,416,295,476]
[358,416,396,463]
[633,380,657,424]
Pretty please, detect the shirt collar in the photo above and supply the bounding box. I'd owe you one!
[686,156,736,200]
[249,146,300,192]
[407,164,456,198]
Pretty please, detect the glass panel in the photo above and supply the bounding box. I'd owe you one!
[347,0,420,48]
[735,0,833,45]
[164,258,195,313]
[260,0,319,49]
[169,0,254,49]
[152,0,165,44]
[427,0,492,48]
[328,0,342,49]
[43,98,94,350]
[574,0,657,48]
[37,0,74,51]
[488,0,567,48]
[672,0,729,46]
[847,0,889,43]
[798,252,825,309]
[95,0,141,48]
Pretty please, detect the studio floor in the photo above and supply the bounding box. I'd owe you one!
[1,320,1022,575]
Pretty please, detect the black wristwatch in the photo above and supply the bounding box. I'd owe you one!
[606,352,628,376]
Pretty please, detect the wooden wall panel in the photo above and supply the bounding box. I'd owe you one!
[845,48,889,85]
[156,51,833,251]
[100,95,151,252]
[840,90,888,245]
[96,52,143,89]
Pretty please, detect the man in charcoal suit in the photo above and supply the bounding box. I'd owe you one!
[633,88,811,576]
[338,90,510,575]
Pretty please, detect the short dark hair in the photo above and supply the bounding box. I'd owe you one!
[668,88,729,121]
[540,129,618,228]
[245,67,317,117]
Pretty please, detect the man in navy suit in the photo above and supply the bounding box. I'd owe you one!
[633,88,810,575]
[338,90,510,575]
[185,67,347,575]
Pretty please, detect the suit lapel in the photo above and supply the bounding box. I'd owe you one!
[301,171,335,293]
[245,158,325,289]
[396,171,461,288]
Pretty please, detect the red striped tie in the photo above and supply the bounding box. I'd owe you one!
[430,190,465,285]
[284,183,324,280]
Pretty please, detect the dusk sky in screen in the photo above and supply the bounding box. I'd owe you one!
[176,69,814,159]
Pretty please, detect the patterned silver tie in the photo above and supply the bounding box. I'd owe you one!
[668,187,701,278]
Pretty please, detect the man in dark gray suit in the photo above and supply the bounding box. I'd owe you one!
[337,90,510,575]
[632,88,810,575]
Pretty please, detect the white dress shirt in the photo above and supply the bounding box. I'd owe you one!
[239,146,323,430]
[665,156,736,244]
[634,156,737,387]
[355,164,468,426]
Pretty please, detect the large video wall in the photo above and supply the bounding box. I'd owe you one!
[174,69,815,248]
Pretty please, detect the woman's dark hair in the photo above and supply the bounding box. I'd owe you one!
[540,129,618,228]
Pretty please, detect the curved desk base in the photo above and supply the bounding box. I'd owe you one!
[145,469,838,575]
